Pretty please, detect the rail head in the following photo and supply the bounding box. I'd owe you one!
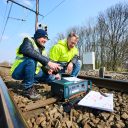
[62,74,128,92]
[0,76,28,128]
[78,76,128,92]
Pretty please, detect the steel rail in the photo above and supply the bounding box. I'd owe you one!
[0,65,11,68]
[78,76,128,92]
[0,76,28,128]
[62,74,128,92]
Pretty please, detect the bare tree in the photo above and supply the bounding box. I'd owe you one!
[104,3,128,70]
[50,2,128,71]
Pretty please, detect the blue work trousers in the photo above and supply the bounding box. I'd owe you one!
[12,58,55,89]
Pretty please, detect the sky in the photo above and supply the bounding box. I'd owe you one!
[0,0,127,63]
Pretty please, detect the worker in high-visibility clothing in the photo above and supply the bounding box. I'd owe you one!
[49,32,82,79]
[11,29,61,100]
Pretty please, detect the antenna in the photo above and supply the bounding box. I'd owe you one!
[38,23,48,32]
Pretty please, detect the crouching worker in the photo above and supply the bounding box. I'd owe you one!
[49,32,82,78]
[10,29,61,100]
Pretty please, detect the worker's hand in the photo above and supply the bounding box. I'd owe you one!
[48,61,61,72]
[66,62,73,74]
[47,69,53,74]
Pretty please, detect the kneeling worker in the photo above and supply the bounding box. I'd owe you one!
[49,32,82,78]
[10,29,61,100]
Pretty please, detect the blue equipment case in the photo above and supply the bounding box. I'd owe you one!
[51,78,92,100]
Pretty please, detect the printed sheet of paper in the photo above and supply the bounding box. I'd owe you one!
[78,90,113,112]
[63,77,82,82]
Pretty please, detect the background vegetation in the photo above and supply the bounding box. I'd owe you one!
[51,3,128,71]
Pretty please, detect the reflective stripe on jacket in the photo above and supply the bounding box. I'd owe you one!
[49,39,78,62]
[10,37,47,75]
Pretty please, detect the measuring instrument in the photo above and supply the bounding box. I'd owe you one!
[51,77,92,100]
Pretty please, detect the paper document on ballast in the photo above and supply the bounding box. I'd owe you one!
[78,90,113,112]
[63,77,82,82]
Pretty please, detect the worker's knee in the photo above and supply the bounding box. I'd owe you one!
[27,58,35,62]
[75,60,82,69]
[26,58,36,66]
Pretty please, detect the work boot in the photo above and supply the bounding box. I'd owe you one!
[23,86,41,100]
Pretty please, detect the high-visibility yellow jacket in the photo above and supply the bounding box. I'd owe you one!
[10,37,47,75]
[49,39,78,62]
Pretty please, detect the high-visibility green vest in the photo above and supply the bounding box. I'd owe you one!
[49,39,78,62]
[10,37,47,75]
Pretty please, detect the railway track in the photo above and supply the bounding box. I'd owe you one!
[0,72,128,128]
[0,77,28,128]
[0,65,11,68]
[63,74,128,92]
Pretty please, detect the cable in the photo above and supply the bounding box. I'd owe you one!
[9,16,26,21]
[26,0,67,33]
[7,0,44,17]
[0,3,13,43]
[2,1,8,25]
[43,0,66,18]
